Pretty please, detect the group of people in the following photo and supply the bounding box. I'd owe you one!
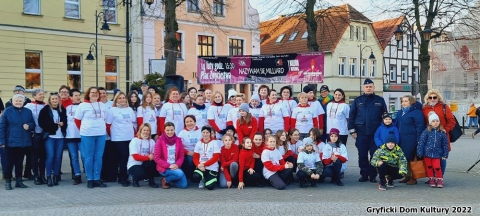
[0,78,454,191]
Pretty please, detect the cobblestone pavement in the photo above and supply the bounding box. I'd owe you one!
[1,130,480,216]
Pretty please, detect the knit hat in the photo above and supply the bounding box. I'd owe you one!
[303,86,313,93]
[13,85,25,92]
[227,89,238,99]
[382,112,392,119]
[304,142,315,148]
[239,103,250,113]
[329,128,340,136]
[364,78,374,85]
[320,85,329,92]
[250,94,260,102]
[141,80,148,86]
[428,111,440,123]
[130,86,139,92]
[220,125,236,135]
[148,85,157,91]
[385,132,397,144]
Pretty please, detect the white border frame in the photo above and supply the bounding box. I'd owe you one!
[65,0,81,19]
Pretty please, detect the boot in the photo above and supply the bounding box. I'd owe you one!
[15,179,28,188]
[53,175,59,186]
[161,178,170,189]
[399,176,411,183]
[436,178,444,188]
[34,176,42,185]
[93,180,107,188]
[41,175,47,184]
[87,180,94,188]
[121,179,131,187]
[46,176,53,187]
[406,178,417,185]
[56,175,61,182]
[5,179,12,190]
[73,175,82,185]
[149,178,159,188]
[299,180,308,188]
[132,180,140,187]
[310,179,317,187]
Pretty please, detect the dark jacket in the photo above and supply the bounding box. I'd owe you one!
[417,128,449,159]
[5,97,31,108]
[38,105,67,137]
[374,122,400,147]
[348,93,387,135]
[0,97,4,114]
[0,106,35,147]
[396,101,425,161]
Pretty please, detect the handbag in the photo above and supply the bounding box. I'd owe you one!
[409,156,427,179]
[442,104,462,143]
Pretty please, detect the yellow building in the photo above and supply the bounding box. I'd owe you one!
[135,0,261,97]
[0,0,127,98]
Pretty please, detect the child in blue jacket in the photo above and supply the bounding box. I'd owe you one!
[374,113,400,147]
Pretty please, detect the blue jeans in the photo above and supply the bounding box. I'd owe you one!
[160,169,188,189]
[81,135,106,180]
[45,138,65,176]
[66,139,82,176]
[181,155,195,180]
[468,117,478,128]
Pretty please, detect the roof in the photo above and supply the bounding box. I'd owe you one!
[259,4,372,54]
[372,16,405,50]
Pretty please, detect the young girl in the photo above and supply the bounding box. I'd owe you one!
[326,88,350,145]
[275,130,294,163]
[259,90,290,133]
[192,126,221,190]
[263,128,272,141]
[252,132,265,182]
[291,92,318,140]
[127,123,158,188]
[288,129,303,159]
[136,92,157,139]
[417,112,449,188]
[238,137,263,189]
[187,95,208,128]
[155,122,187,189]
[180,92,192,109]
[127,91,140,131]
[207,91,229,140]
[219,134,239,188]
[374,113,400,148]
[321,128,348,186]
[261,135,293,190]
[236,103,258,144]
[152,93,162,116]
[159,87,188,135]
[296,142,322,188]
[302,128,325,155]
[226,94,244,129]
[177,115,202,180]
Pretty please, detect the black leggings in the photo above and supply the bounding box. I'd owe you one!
[268,168,293,190]
[31,134,46,177]
[242,169,263,186]
[128,160,158,181]
[192,169,218,190]
[114,141,130,180]
[5,147,30,180]
[102,140,118,182]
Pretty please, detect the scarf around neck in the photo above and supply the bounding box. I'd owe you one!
[160,132,178,145]
[192,103,206,110]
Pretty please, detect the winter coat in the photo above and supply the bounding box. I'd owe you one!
[38,105,67,137]
[154,136,185,173]
[467,105,477,117]
[417,128,449,159]
[422,102,455,150]
[0,106,35,147]
[371,144,407,176]
[373,122,400,147]
[348,93,387,135]
[396,101,426,161]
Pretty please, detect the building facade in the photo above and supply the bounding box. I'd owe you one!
[0,0,128,98]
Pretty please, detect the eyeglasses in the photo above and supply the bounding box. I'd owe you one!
[50,92,58,95]
[428,96,438,100]
[60,91,69,94]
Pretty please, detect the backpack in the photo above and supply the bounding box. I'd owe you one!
[475,107,480,116]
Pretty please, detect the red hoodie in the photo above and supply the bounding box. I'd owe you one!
[220,144,239,181]
[236,117,258,144]
[238,148,255,183]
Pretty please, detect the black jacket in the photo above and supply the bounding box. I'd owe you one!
[348,93,387,136]
[38,105,67,137]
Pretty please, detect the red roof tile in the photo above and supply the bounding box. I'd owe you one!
[372,16,405,50]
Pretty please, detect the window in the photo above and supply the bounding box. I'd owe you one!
[105,57,118,91]
[349,26,354,39]
[401,66,408,81]
[67,54,82,90]
[65,0,80,18]
[164,32,183,59]
[338,57,346,76]
[229,39,244,56]
[355,27,360,41]
[25,52,42,90]
[369,60,376,77]
[301,31,308,39]
[361,59,367,77]
[198,35,214,56]
[413,66,419,82]
[407,36,412,50]
[276,34,285,43]
[397,38,403,49]
[187,0,200,12]
[23,0,40,15]
[389,65,397,81]
[349,58,357,76]
[362,27,367,41]
[289,31,298,41]
[103,0,117,23]
[213,0,224,16]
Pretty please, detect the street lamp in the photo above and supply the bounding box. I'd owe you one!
[359,44,376,95]
[85,10,110,87]
[393,24,432,95]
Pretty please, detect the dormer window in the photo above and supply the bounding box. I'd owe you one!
[289,31,298,41]
[301,31,308,39]
[276,34,285,43]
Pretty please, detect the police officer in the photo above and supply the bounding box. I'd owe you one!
[348,78,387,183]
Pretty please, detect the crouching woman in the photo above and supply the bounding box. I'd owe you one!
[127,123,158,188]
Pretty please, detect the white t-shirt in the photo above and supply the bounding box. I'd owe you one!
[178,128,202,152]
[297,151,320,170]
[127,138,155,170]
[289,140,303,156]
[277,143,290,156]
[187,107,208,128]
[326,102,350,135]
[167,144,176,164]
[291,106,316,133]
[49,109,63,138]
[207,104,229,139]
[25,102,45,133]
[280,99,297,116]
[101,100,114,108]
[106,107,136,141]
[261,148,283,179]
[159,102,188,135]
[308,100,325,119]
[322,143,348,172]
[74,102,107,136]
[250,106,261,120]
[260,101,289,133]
[137,106,158,135]
[65,104,80,138]
[226,107,240,129]
[194,139,220,171]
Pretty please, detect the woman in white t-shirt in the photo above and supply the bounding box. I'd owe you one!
[159,87,188,135]
[127,123,158,188]
[279,86,297,116]
[259,90,290,133]
[177,115,202,180]
[291,92,318,140]
[137,92,158,139]
[207,91,229,139]
[106,92,136,187]
[325,88,350,145]
[192,126,221,190]
[187,95,208,128]
[74,87,108,188]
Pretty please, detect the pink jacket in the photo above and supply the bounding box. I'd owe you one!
[154,137,185,173]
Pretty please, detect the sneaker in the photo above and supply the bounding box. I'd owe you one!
[386,177,394,188]
[429,178,436,188]
[143,178,149,182]
[198,181,205,189]
[378,183,387,191]
[436,179,444,188]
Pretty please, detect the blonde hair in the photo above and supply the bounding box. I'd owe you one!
[113,91,126,106]
[222,134,234,143]
[424,89,445,105]
[48,94,62,112]
[212,91,224,103]
[136,123,152,138]
[141,92,155,110]
[401,95,416,105]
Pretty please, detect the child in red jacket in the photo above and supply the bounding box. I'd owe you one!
[219,134,239,188]
[238,137,263,189]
